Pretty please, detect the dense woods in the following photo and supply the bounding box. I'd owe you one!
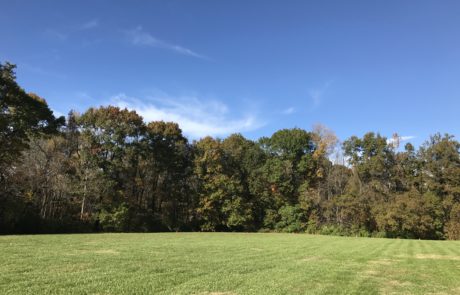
[2,63,460,240]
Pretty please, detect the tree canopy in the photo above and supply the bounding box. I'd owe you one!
[1,62,460,240]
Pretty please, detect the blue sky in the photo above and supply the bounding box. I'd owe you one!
[2,0,460,145]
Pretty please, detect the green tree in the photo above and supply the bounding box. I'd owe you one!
[343,132,396,193]
[194,136,252,231]
[77,106,145,227]
[141,121,193,230]
[0,62,64,233]
[0,62,64,174]
[375,190,443,239]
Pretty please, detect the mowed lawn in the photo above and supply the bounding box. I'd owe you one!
[1,233,460,294]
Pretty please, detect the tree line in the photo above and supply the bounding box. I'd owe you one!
[1,62,460,239]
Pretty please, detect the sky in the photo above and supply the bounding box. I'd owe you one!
[1,0,460,145]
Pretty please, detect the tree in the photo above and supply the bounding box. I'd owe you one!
[2,63,460,240]
[257,128,323,230]
[419,133,460,199]
[445,203,460,240]
[221,134,265,229]
[0,62,64,233]
[141,121,193,230]
[343,132,396,192]
[375,190,443,239]
[77,106,145,228]
[194,136,252,231]
[0,62,64,175]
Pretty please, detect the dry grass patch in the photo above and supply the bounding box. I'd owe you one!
[380,279,413,294]
[93,249,120,255]
[368,258,400,265]
[387,280,412,287]
[363,269,380,276]
[300,256,325,262]
[415,254,460,261]
[199,292,237,295]
[66,249,120,255]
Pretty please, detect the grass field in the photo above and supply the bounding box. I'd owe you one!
[1,233,460,294]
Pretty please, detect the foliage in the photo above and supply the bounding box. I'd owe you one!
[274,205,306,233]
[99,203,131,232]
[2,62,460,240]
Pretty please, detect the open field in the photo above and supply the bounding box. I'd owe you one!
[1,233,460,294]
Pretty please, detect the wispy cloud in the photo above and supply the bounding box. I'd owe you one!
[110,93,263,139]
[308,81,333,109]
[282,107,295,115]
[124,26,208,60]
[400,135,416,141]
[78,19,99,30]
[309,89,323,107]
[44,29,69,41]
[20,63,67,79]
[44,19,99,41]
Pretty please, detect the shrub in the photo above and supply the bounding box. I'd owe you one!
[274,205,307,233]
[445,203,460,240]
[99,203,130,232]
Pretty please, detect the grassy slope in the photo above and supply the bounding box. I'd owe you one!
[1,233,460,295]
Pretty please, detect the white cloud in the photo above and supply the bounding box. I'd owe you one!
[110,93,264,139]
[400,135,416,141]
[124,26,208,60]
[20,63,67,79]
[308,81,333,108]
[309,89,323,107]
[44,29,68,41]
[52,109,65,118]
[78,19,99,30]
[387,135,416,146]
[44,19,99,41]
[282,107,295,115]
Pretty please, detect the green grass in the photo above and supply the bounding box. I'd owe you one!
[1,233,460,294]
